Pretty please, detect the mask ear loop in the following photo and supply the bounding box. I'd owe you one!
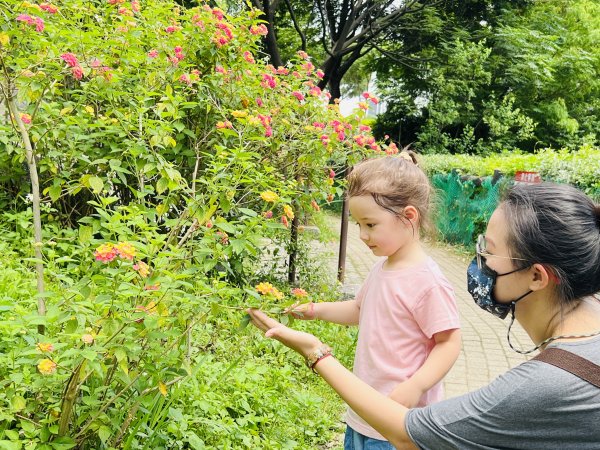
[506,291,536,354]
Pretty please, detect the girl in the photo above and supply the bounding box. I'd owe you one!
[250,182,600,449]
[288,153,461,449]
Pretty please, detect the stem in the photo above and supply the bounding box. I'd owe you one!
[6,94,46,333]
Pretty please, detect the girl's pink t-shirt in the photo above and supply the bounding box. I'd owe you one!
[345,257,460,440]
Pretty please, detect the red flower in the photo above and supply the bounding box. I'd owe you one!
[147,49,158,58]
[72,66,84,80]
[292,91,305,102]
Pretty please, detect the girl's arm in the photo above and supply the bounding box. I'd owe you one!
[390,328,462,407]
[247,309,418,449]
[288,299,360,325]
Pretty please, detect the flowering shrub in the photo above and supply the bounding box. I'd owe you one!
[0,0,396,447]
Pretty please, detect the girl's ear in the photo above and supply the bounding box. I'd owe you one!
[403,205,419,223]
[528,263,550,291]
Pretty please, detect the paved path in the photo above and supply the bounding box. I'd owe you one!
[321,217,531,398]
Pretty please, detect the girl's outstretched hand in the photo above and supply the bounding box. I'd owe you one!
[247,309,323,359]
[284,301,317,320]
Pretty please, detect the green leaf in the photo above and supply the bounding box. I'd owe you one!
[3,430,19,441]
[48,185,62,202]
[10,396,26,412]
[185,432,205,450]
[88,176,104,194]
[0,440,22,450]
[156,177,169,194]
[98,426,112,444]
[78,226,93,244]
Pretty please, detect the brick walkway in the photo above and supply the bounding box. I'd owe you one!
[322,216,532,398]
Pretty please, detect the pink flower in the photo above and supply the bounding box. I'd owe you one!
[250,24,268,36]
[276,66,289,75]
[131,0,140,12]
[301,62,314,74]
[179,74,191,85]
[60,53,79,67]
[312,122,325,129]
[329,168,335,178]
[107,0,125,4]
[292,91,305,102]
[215,65,226,74]
[17,14,44,32]
[316,69,324,79]
[243,51,255,64]
[263,210,273,219]
[192,15,205,29]
[40,3,58,13]
[309,86,322,97]
[256,97,264,107]
[147,49,158,58]
[212,7,224,20]
[205,220,213,228]
[20,113,32,124]
[165,25,180,33]
[292,71,301,79]
[297,50,309,60]
[90,58,102,68]
[118,6,133,16]
[320,134,330,147]
[94,243,118,262]
[261,73,276,89]
[281,215,289,227]
[72,66,84,80]
[359,124,371,132]
[264,127,273,137]
[353,135,366,146]
[386,142,398,154]
[324,92,332,100]
[337,131,345,141]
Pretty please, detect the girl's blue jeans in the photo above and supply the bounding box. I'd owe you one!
[344,425,395,450]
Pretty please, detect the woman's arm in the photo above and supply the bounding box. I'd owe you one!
[390,328,462,407]
[247,309,418,449]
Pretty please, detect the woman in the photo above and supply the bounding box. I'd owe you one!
[249,182,600,449]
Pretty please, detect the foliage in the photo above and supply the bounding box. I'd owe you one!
[0,0,394,447]
[373,0,600,153]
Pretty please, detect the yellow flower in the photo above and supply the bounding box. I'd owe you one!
[283,204,294,220]
[260,191,279,203]
[36,342,54,352]
[115,242,136,260]
[256,282,274,295]
[231,110,248,118]
[84,106,94,115]
[0,33,9,46]
[38,359,57,375]
[159,381,168,397]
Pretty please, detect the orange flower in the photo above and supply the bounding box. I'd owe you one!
[38,359,57,375]
[291,288,308,298]
[36,342,54,352]
[281,215,289,227]
[133,261,149,278]
[255,282,284,300]
[283,204,294,220]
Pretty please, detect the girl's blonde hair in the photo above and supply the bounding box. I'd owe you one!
[347,151,433,235]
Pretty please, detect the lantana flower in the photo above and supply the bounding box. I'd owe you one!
[255,282,284,299]
[38,359,57,375]
[133,261,149,278]
[94,243,118,262]
[36,342,54,352]
[20,113,32,124]
[115,242,136,260]
[283,204,294,220]
[260,191,279,202]
[291,287,308,297]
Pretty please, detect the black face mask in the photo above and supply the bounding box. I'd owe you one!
[467,257,532,319]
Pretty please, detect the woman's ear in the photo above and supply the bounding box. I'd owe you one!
[528,263,551,291]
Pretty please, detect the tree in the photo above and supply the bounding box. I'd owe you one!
[251,0,445,100]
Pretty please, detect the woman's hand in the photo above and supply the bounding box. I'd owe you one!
[284,301,317,320]
[247,309,323,359]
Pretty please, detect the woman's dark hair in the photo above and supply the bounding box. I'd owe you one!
[501,182,600,305]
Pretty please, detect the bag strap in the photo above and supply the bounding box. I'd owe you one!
[533,347,600,388]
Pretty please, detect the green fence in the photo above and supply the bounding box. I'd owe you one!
[432,172,510,246]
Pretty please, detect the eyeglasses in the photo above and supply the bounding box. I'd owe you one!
[476,234,530,270]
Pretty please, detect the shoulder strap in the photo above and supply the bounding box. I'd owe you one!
[533,347,600,388]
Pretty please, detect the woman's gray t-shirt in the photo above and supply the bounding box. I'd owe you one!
[405,336,600,449]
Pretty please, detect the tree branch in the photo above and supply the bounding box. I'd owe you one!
[284,0,307,52]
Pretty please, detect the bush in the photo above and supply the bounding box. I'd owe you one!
[0,0,396,448]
